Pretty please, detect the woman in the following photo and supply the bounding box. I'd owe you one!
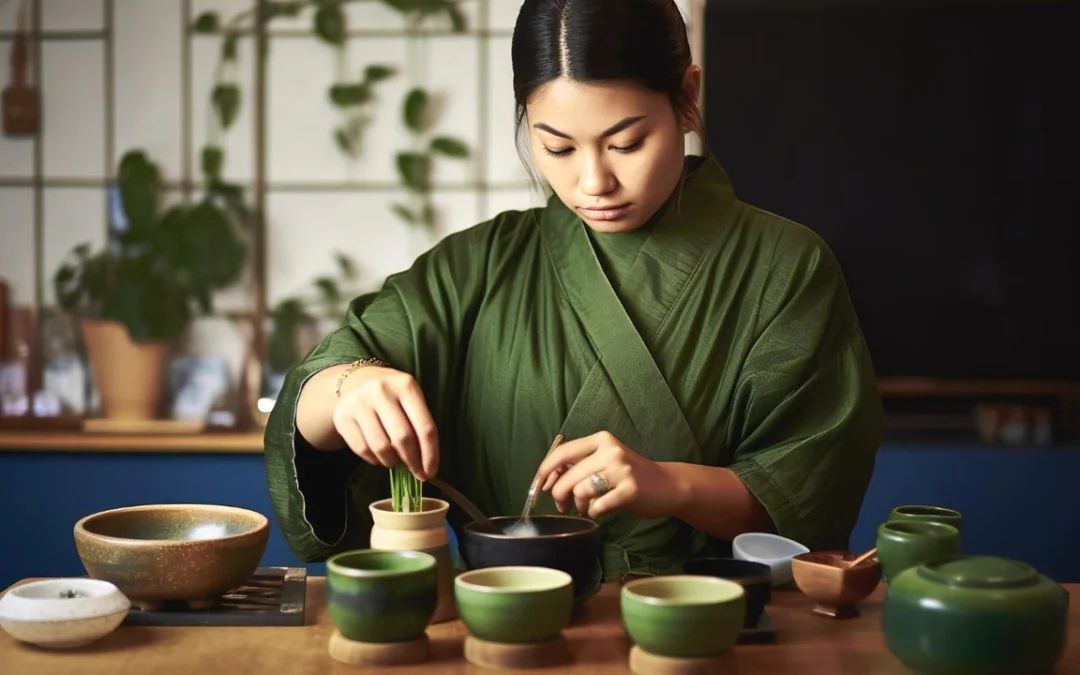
[265,0,883,580]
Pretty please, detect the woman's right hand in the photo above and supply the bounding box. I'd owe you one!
[332,366,440,481]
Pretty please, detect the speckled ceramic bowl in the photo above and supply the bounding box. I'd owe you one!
[73,504,269,611]
[0,579,130,648]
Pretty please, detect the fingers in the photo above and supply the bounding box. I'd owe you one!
[354,405,392,467]
[335,412,376,466]
[550,455,608,513]
[536,435,600,479]
[588,482,632,520]
[376,400,423,478]
[398,382,440,480]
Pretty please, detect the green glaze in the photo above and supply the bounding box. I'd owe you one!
[877,521,960,582]
[889,505,963,531]
[884,556,1069,674]
[326,550,437,643]
[454,567,573,644]
[621,576,745,658]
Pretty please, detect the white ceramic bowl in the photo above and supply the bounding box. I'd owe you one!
[0,579,130,648]
[732,533,810,586]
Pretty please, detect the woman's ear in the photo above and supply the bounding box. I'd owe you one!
[680,64,704,134]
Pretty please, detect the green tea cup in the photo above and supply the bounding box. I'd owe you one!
[889,505,963,531]
[326,549,437,643]
[454,566,574,644]
[877,521,961,582]
[621,575,745,658]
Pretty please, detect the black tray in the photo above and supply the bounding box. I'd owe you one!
[121,566,307,627]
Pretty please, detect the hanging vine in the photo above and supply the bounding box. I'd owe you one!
[190,0,470,232]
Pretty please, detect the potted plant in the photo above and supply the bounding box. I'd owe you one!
[53,150,248,421]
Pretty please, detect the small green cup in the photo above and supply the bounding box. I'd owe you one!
[889,505,963,531]
[326,549,437,643]
[454,566,574,644]
[621,575,745,659]
[877,521,961,582]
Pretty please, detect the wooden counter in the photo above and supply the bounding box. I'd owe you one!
[2,579,1078,674]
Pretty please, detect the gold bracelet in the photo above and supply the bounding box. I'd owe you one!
[335,358,391,398]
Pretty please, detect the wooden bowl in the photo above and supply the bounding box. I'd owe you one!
[791,550,881,619]
[73,504,269,611]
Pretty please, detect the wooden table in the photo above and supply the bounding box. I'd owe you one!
[2,579,1078,674]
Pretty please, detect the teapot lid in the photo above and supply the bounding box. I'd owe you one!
[918,555,1039,589]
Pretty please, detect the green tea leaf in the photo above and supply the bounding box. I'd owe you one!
[364,65,396,83]
[396,152,430,193]
[329,83,371,107]
[430,136,468,158]
[421,202,436,230]
[212,84,241,130]
[192,11,219,33]
[200,145,224,180]
[314,5,346,45]
[390,203,416,224]
[403,88,429,133]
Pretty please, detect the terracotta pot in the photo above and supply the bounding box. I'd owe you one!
[81,318,168,420]
[369,498,456,623]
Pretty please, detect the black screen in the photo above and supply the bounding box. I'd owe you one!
[703,1,1079,380]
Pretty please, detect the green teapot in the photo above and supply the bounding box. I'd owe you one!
[883,555,1069,674]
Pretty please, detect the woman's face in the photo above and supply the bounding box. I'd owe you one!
[525,71,699,234]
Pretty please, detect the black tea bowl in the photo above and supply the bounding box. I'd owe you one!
[684,557,773,628]
[461,515,601,601]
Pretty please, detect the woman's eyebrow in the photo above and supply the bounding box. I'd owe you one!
[532,115,648,141]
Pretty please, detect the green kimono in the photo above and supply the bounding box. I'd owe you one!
[264,154,883,580]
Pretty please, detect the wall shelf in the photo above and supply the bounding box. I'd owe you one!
[0,431,264,454]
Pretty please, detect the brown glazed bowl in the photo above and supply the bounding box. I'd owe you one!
[791,550,882,620]
[74,504,269,611]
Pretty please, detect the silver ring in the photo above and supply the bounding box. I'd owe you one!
[588,472,610,494]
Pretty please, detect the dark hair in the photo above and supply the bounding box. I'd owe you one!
[511,0,701,170]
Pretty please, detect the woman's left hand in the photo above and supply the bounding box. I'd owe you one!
[535,431,685,520]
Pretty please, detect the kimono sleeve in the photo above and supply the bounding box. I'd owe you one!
[264,220,499,562]
[727,234,884,552]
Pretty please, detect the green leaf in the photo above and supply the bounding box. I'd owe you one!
[161,200,247,290]
[314,5,346,45]
[264,1,304,21]
[223,32,239,61]
[402,88,428,134]
[335,252,358,280]
[396,152,431,193]
[313,277,341,312]
[192,11,219,33]
[201,145,224,180]
[212,84,241,130]
[334,128,352,155]
[448,4,467,32]
[364,65,396,83]
[116,150,161,234]
[390,203,416,224]
[329,83,371,107]
[429,136,468,158]
[421,202,436,229]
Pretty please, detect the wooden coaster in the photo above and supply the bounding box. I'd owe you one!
[328,630,430,666]
[629,644,729,675]
[463,634,572,670]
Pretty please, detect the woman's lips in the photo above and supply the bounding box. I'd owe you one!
[578,203,632,221]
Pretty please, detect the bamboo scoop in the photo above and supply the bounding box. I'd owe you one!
[845,547,878,568]
[427,477,500,534]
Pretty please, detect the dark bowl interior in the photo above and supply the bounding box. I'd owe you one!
[461,516,601,600]
[684,557,772,628]
[80,506,266,542]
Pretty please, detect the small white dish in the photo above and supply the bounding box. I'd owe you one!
[0,578,130,648]
[732,532,810,586]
